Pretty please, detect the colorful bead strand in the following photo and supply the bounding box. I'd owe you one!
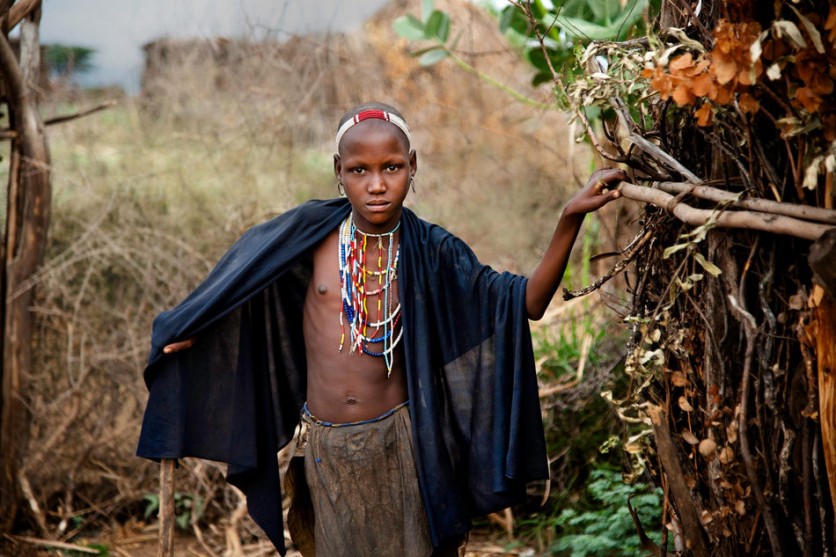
[337,215,402,376]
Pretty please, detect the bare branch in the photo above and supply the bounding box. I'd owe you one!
[563,228,653,300]
[619,182,833,241]
[7,0,40,30]
[43,100,118,126]
[655,181,836,225]
[3,535,100,554]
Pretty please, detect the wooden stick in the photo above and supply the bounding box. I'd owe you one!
[4,534,100,554]
[627,135,701,183]
[647,405,710,556]
[6,0,40,30]
[44,100,118,126]
[619,182,834,241]
[0,100,118,140]
[654,181,836,225]
[811,288,836,512]
[158,459,176,557]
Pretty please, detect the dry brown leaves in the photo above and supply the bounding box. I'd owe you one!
[643,6,836,139]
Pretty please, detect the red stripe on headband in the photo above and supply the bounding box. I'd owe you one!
[355,110,389,123]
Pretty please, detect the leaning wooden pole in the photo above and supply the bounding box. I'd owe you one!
[0,4,51,532]
[158,459,175,557]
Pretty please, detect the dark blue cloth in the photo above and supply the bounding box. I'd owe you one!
[137,198,548,553]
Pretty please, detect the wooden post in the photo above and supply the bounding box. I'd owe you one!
[812,288,836,506]
[0,6,51,532]
[647,404,710,556]
[158,459,175,557]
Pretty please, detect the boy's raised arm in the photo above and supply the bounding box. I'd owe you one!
[525,168,626,320]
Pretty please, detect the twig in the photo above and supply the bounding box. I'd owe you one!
[44,100,118,126]
[538,378,578,398]
[519,1,628,164]
[0,100,119,139]
[619,182,833,241]
[727,294,786,557]
[627,134,700,183]
[17,471,49,537]
[445,54,554,110]
[563,227,653,300]
[628,497,662,556]
[654,181,836,224]
[3,534,100,554]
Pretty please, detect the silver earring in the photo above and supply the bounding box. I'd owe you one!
[337,180,346,197]
[410,177,416,193]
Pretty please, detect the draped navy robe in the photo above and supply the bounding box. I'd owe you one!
[137,198,548,553]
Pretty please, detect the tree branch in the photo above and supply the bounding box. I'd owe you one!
[654,181,836,225]
[7,0,40,30]
[43,100,117,126]
[647,404,711,556]
[619,182,833,241]
[563,228,653,300]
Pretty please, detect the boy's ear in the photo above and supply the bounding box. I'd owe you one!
[333,154,342,178]
[409,149,417,175]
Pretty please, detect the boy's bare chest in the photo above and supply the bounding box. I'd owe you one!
[308,230,400,308]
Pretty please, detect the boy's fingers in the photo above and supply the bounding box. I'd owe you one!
[163,338,195,353]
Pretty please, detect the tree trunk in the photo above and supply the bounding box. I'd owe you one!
[0,6,51,532]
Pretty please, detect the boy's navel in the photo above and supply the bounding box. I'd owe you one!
[317,284,328,295]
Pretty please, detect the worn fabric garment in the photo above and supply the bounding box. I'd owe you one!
[136,198,548,554]
[298,402,432,557]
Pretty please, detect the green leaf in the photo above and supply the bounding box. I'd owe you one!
[418,48,449,66]
[532,71,554,87]
[176,512,190,530]
[143,493,160,520]
[425,10,451,43]
[549,0,648,41]
[499,5,530,35]
[586,0,617,21]
[422,0,434,22]
[526,47,554,75]
[393,15,427,41]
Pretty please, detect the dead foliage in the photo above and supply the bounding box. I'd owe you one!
[519,0,836,554]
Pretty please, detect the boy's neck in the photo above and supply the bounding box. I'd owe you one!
[351,214,401,237]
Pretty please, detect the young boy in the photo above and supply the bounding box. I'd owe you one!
[137,102,623,556]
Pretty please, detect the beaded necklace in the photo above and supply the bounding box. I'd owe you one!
[338,214,402,376]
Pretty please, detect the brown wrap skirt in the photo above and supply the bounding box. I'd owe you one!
[287,402,433,557]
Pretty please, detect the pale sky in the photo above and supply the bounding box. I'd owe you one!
[40,0,390,92]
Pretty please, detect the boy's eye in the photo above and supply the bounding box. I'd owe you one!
[351,167,365,174]
[386,164,399,172]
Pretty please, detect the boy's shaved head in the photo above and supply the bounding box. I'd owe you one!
[336,102,411,154]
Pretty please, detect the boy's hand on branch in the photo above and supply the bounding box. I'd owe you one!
[564,168,625,216]
[163,338,195,354]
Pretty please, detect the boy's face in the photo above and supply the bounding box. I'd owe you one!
[334,120,417,234]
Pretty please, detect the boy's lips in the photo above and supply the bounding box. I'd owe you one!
[366,201,391,212]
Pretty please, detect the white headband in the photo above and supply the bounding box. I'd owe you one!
[335,109,412,152]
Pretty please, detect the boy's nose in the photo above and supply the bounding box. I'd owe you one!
[368,173,386,192]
